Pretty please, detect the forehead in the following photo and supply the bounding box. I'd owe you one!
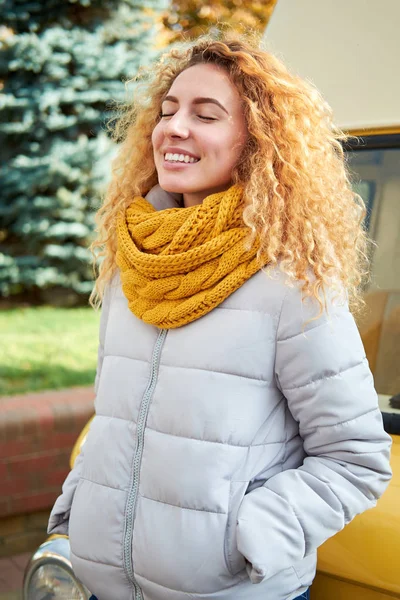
[166,63,240,105]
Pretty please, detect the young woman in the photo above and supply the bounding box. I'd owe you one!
[48,34,392,600]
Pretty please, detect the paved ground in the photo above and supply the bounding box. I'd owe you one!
[0,552,30,600]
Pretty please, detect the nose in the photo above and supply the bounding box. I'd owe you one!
[164,112,190,139]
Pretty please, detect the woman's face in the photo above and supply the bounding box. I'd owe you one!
[152,63,248,207]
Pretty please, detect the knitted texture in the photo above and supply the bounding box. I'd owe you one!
[116,185,262,328]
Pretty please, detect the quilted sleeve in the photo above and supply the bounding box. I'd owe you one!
[47,281,113,535]
[236,283,392,584]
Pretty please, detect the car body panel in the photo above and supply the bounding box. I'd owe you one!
[311,572,400,600]
[312,435,400,598]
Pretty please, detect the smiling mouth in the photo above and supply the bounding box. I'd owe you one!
[164,153,200,164]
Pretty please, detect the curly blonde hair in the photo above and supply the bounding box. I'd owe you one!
[90,31,369,315]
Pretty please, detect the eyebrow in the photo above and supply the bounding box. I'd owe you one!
[162,95,229,115]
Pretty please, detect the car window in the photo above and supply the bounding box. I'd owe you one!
[347,147,400,412]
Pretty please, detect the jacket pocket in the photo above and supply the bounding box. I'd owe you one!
[292,552,317,587]
[224,481,248,576]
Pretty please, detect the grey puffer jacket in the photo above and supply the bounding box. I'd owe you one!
[48,188,392,600]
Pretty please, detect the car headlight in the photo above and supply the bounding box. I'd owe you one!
[23,537,90,600]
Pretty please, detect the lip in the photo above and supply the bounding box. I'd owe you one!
[162,157,198,170]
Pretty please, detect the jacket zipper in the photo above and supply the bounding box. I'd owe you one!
[123,328,168,600]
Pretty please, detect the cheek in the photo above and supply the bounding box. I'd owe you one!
[213,126,246,160]
[151,124,163,152]
[228,131,247,163]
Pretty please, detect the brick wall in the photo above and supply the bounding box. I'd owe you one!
[0,510,51,558]
[0,388,94,521]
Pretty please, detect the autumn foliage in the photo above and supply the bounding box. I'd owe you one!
[161,0,277,43]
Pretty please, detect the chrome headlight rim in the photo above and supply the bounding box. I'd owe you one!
[23,537,90,600]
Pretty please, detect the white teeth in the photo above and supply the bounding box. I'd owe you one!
[164,152,199,163]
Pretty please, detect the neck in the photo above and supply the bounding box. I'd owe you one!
[183,183,234,208]
[183,193,204,208]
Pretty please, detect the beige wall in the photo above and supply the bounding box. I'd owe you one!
[264,0,400,131]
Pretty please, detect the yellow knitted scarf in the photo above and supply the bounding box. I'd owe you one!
[116,185,262,329]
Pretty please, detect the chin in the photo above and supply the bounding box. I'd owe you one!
[158,178,196,195]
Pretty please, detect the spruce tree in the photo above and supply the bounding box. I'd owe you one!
[0,0,166,304]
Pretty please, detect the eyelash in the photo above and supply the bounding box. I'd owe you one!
[160,113,216,121]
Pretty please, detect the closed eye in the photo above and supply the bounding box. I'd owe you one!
[160,114,217,121]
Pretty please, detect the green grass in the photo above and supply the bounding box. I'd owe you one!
[0,307,101,396]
